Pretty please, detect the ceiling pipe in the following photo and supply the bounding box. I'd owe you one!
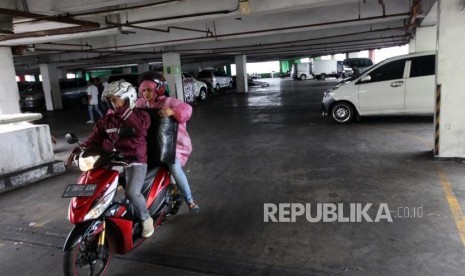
[105,17,213,36]
[20,38,406,72]
[64,0,182,19]
[25,27,404,57]
[32,35,406,56]
[169,27,405,52]
[174,34,409,55]
[0,3,238,42]
[0,25,113,42]
[92,13,409,51]
[0,8,100,27]
[22,39,405,70]
[111,4,240,26]
[13,0,183,24]
[407,0,422,31]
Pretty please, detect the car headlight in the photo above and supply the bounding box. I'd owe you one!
[323,91,335,99]
[78,154,100,171]
[84,180,117,221]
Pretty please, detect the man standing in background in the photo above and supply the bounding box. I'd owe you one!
[86,79,103,124]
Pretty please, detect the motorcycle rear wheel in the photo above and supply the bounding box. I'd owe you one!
[63,233,115,276]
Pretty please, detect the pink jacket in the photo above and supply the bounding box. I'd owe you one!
[135,96,192,166]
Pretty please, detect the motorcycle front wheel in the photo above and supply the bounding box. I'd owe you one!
[63,232,115,276]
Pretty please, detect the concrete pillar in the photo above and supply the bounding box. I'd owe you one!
[0,47,20,114]
[137,63,150,73]
[162,52,184,100]
[408,37,416,53]
[39,64,62,111]
[56,68,65,79]
[235,55,248,93]
[410,26,437,53]
[368,50,375,61]
[436,0,465,158]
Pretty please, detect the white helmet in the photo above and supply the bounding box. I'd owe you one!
[101,81,137,109]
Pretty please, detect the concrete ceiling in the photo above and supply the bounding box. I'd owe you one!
[0,0,438,74]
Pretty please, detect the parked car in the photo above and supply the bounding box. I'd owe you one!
[19,78,88,111]
[322,51,436,123]
[19,82,45,110]
[60,78,89,106]
[197,70,233,92]
[342,58,374,76]
[182,72,207,102]
[337,61,353,78]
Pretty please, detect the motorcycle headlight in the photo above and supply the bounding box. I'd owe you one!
[84,180,118,221]
[78,154,100,171]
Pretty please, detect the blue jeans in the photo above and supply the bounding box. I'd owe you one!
[88,104,103,121]
[168,159,194,204]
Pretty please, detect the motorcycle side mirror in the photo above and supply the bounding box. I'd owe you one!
[65,133,79,144]
[118,127,135,138]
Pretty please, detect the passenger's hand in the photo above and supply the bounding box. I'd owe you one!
[159,107,174,117]
[66,147,83,166]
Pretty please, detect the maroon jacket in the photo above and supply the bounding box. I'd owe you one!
[81,107,150,163]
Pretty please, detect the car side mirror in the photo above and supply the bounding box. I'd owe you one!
[360,75,371,83]
[118,127,135,138]
[65,133,79,144]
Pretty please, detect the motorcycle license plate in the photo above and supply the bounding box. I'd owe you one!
[62,184,97,198]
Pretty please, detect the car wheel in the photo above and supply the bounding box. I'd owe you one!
[320,74,326,81]
[300,74,306,80]
[228,81,233,89]
[80,96,88,106]
[197,88,207,102]
[330,102,355,124]
[215,83,220,92]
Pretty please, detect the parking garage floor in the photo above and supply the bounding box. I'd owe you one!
[1,78,465,276]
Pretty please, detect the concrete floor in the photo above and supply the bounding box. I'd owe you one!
[1,78,465,276]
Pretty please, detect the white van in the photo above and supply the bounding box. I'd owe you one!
[291,63,312,80]
[322,51,436,123]
[313,60,340,80]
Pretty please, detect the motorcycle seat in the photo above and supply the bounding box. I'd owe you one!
[142,166,160,196]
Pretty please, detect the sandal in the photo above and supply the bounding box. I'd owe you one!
[188,202,200,214]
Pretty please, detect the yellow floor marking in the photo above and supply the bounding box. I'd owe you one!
[436,165,465,247]
[366,125,465,246]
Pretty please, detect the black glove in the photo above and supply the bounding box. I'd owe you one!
[66,147,83,166]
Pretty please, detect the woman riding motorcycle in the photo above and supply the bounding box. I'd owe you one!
[67,81,155,237]
[135,76,200,213]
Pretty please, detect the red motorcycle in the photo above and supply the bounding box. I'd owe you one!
[62,126,182,276]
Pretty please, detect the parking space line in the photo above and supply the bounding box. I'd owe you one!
[436,165,465,247]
